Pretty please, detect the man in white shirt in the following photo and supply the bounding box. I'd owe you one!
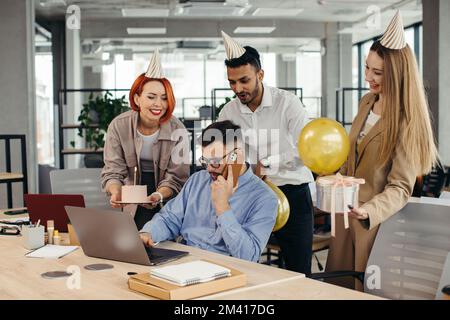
[217,31,314,275]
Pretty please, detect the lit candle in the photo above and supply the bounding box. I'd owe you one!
[134,166,137,185]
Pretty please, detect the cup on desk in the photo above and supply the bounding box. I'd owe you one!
[442,285,450,300]
[67,223,80,246]
[22,225,45,250]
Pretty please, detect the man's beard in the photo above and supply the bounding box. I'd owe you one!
[238,79,260,105]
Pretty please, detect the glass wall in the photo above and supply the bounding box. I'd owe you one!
[99,44,326,133]
[101,51,279,119]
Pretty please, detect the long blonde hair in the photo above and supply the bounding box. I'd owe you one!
[370,40,438,175]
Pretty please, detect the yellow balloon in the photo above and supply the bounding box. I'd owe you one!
[265,179,290,232]
[298,118,350,175]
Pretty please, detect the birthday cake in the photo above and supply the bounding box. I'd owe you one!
[121,185,148,203]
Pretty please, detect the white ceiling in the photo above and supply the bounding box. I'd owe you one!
[35,0,423,55]
[36,0,419,22]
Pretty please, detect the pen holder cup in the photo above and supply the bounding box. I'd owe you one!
[22,225,45,250]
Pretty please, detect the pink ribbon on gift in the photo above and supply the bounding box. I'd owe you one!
[318,173,365,237]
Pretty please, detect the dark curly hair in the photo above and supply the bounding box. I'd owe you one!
[224,46,261,71]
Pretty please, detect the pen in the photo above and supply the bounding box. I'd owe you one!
[3,209,28,215]
[35,219,40,228]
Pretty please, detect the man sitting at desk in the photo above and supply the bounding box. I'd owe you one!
[139,120,277,262]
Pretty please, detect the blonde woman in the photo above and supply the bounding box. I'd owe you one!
[325,11,438,290]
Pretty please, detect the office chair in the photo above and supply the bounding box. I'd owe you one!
[310,202,450,300]
[50,168,113,210]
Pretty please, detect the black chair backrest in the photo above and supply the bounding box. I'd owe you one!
[421,164,447,198]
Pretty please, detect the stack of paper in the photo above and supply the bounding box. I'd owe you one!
[25,245,78,259]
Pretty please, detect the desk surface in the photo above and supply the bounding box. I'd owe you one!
[204,276,383,300]
[0,234,306,300]
[0,211,380,300]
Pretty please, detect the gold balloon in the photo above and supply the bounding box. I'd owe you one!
[298,118,350,176]
[265,179,290,232]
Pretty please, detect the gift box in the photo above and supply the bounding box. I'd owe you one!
[316,173,365,236]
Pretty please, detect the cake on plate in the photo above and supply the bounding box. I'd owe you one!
[121,185,148,203]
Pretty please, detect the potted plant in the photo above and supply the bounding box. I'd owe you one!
[216,96,233,116]
[70,91,129,167]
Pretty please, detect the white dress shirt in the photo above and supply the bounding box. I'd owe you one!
[218,85,314,186]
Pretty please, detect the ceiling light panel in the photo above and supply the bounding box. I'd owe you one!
[121,8,170,17]
[233,26,276,34]
[126,28,167,35]
[252,8,303,17]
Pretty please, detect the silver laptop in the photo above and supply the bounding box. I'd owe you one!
[65,206,188,266]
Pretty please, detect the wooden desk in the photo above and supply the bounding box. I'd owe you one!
[0,226,302,299]
[0,211,381,300]
[204,276,384,300]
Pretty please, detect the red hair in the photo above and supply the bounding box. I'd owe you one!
[129,73,175,124]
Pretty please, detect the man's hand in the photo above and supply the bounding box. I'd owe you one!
[139,232,155,247]
[211,165,236,215]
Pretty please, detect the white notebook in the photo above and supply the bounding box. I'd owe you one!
[150,260,231,286]
[25,245,78,259]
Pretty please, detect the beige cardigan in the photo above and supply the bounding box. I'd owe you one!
[326,92,419,289]
[101,110,190,197]
[341,92,419,229]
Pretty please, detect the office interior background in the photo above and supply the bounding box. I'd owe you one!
[0,0,449,210]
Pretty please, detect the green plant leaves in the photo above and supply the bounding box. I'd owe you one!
[77,91,129,150]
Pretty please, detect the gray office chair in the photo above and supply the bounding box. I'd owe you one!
[311,202,450,300]
[50,168,113,210]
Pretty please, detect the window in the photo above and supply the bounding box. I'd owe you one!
[419,25,423,75]
[35,26,54,165]
[296,51,322,119]
[405,27,415,50]
[101,51,279,120]
[261,53,276,87]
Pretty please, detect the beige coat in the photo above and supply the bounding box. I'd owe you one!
[101,110,190,211]
[325,92,419,290]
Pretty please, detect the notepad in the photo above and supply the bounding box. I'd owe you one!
[25,245,78,259]
[150,260,231,286]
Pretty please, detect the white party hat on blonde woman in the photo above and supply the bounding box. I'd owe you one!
[380,10,407,50]
[145,49,163,78]
[221,30,246,60]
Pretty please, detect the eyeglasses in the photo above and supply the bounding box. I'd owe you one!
[199,148,238,169]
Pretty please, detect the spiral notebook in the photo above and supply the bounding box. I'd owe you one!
[150,260,231,286]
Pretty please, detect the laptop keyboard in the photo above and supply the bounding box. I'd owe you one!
[144,246,163,260]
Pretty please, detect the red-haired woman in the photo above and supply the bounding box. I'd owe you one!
[101,52,190,230]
